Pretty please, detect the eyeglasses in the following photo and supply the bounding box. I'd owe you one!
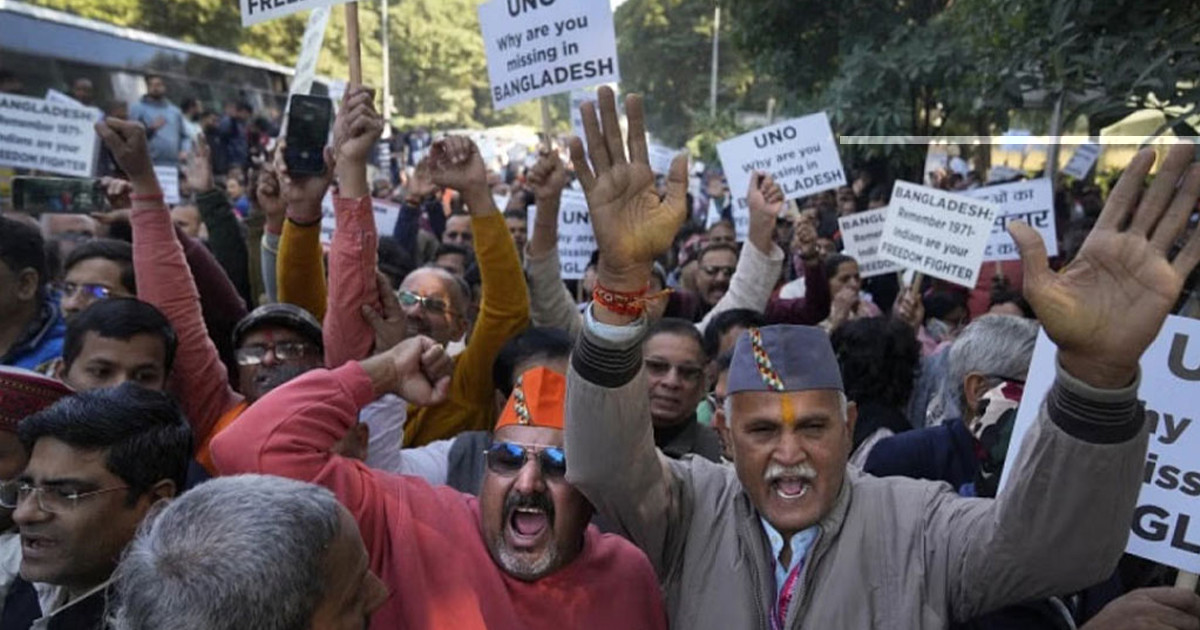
[59,282,111,300]
[700,265,736,278]
[0,480,130,514]
[644,358,705,384]
[235,341,319,366]
[484,442,567,478]
[398,290,457,316]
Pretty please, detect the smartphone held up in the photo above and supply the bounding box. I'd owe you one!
[284,95,332,176]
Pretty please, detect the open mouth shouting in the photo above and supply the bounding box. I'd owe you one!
[504,492,554,551]
[764,462,817,501]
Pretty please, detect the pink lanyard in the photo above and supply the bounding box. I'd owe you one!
[771,558,805,630]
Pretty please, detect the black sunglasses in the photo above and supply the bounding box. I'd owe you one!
[484,442,567,478]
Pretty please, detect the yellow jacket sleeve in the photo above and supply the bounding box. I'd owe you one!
[276,219,328,322]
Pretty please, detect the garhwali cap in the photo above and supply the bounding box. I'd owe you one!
[0,366,73,433]
[495,367,565,431]
[728,325,843,395]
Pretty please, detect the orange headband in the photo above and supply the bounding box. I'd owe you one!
[495,367,566,431]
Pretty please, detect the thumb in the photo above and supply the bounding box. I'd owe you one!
[432,376,452,402]
[1008,220,1051,299]
[361,304,383,330]
[663,151,690,212]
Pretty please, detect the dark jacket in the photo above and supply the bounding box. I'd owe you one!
[655,415,723,463]
[864,417,977,493]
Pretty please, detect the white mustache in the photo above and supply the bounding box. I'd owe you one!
[763,462,817,483]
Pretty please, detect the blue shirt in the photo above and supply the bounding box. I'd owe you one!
[759,518,818,599]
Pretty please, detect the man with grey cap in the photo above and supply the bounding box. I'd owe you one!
[565,86,1200,628]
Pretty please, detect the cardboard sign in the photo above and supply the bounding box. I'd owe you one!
[568,84,618,151]
[877,181,997,288]
[1061,142,1101,180]
[479,0,620,110]
[963,178,1057,262]
[0,93,98,178]
[154,165,181,205]
[648,144,678,176]
[838,208,901,278]
[44,89,104,122]
[241,0,345,27]
[290,8,331,98]
[998,316,1200,574]
[523,189,593,280]
[319,194,402,245]
[717,113,846,240]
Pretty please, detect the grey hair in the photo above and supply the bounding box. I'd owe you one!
[724,391,849,423]
[945,314,1038,418]
[112,474,343,630]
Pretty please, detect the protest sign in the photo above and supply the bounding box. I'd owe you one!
[240,0,345,27]
[963,178,1057,262]
[319,194,401,244]
[153,166,181,205]
[478,0,620,110]
[44,90,103,121]
[998,316,1200,574]
[1061,142,1101,180]
[569,85,618,151]
[877,181,997,288]
[838,208,901,278]
[522,189,593,279]
[0,93,97,178]
[648,144,677,176]
[290,8,331,98]
[716,113,845,240]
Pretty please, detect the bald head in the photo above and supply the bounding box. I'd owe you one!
[398,267,470,345]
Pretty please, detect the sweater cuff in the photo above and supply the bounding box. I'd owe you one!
[339,362,381,412]
[1046,357,1144,444]
[571,304,647,388]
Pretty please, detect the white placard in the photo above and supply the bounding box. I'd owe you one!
[717,113,846,241]
[241,0,346,27]
[320,194,402,245]
[963,178,1057,262]
[877,181,997,288]
[838,208,901,278]
[648,144,677,176]
[44,89,103,122]
[478,0,620,110]
[998,316,1200,574]
[0,93,98,178]
[154,165,180,205]
[568,84,618,151]
[523,189,593,280]
[290,8,331,98]
[1061,142,1101,180]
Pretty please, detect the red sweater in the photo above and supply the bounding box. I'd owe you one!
[211,364,667,630]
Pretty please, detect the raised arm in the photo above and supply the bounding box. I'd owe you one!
[392,160,439,260]
[934,142,1200,619]
[274,138,334,321]
[695,173,786,334]
[765,215,830,325]
[256,162,287,303]
[524,150,583,337]
[94,118,243,450]
[187,134,253,307]
[563,86,697,574]
[211,334,452,561]
[324,86,385,367]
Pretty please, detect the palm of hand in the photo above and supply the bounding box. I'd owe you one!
[588,161,682,273]
[1031,230,1180,365]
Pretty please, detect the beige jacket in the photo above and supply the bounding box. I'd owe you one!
[565,316,1147,629]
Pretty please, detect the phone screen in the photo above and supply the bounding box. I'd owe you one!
[285,96,332,175]
[12,177,103,214]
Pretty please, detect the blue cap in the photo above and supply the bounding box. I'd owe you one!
[727,325,843,395]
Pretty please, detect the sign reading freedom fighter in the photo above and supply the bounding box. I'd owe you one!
[0,93,97,178]
[240,0,344,27]
[525,190,594,280]
[838,208,900,278]
[999,316,1200,574]
[479,0,620,110]
[717,113,846,240]
[963,178,1057,262]
[877,181,997,288]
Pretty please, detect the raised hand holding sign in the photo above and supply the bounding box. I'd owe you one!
[1010,143,1200,389]
[568,86,688,300]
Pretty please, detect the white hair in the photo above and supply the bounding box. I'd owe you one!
[944,314,1038,417]
[724,391,848,424]
[112,475,342,630]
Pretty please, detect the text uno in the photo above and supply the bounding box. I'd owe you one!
[508,0,555,17]
[753,126,797,149]
[1168,333,1200,381]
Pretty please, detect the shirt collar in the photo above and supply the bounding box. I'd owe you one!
[759,517,818,576]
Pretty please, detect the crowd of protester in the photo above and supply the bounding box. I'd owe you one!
[0,75,1198,630]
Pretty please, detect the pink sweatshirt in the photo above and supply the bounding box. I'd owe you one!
[211,364,667,630]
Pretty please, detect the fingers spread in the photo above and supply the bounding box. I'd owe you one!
[598,86,626,166]
[569,136,596,191]
[1097,148,1156,231]
[1130,142,1195,236]
[662,151,690,217]
[581,100,610,174]
[1151,162,1200,253]
[1008,220,1050,304]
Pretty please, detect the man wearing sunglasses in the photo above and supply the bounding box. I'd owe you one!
[213,340,666,629]
[565,86,1193,629]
